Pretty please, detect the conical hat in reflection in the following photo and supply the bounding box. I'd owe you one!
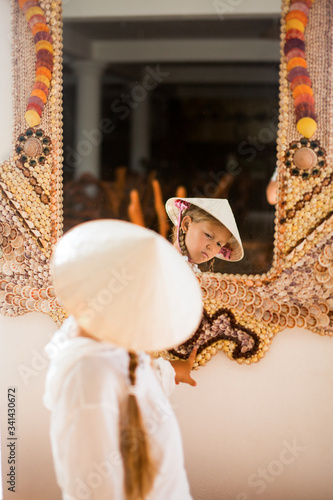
[165,197,244,262]
[51,219,203,351]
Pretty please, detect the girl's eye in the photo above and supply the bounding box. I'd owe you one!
[205,233,212,238]
[217,242,222,248]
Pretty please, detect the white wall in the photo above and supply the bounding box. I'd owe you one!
[63,0,281,20]
[0,0,12,162]
[171,327,333,500]
[0,315,62,500]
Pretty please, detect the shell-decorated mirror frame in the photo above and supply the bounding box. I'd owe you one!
[0,0,332,369]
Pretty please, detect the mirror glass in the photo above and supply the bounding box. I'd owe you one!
[62,17,280,275]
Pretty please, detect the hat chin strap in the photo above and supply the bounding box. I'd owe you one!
[174,199,196,263]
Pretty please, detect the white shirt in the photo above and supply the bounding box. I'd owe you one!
[44,317,192,500]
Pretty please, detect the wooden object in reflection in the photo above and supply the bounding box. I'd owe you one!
[152,179,169,238]
[128,189,145,227]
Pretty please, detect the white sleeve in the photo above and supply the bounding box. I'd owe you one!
[152,357,176,397]
[51,362,124,500]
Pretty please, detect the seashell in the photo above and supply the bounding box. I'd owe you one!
[313,262,327,273]
[26,298,36,311]
[13,285,22,295]
[254,308,263,320]
[318,252,331,267]
[309,304,321,317]
[13,296,21,307]
[271,312,280,325]
[10,262,22,274]
[315,271,330,283]
[287,316,296,328]
[3,225,10,237]
[236,299,245,312]
[253,294,263,308]
[300,306,309,317]
[293,147,317,170]
[271,301,281,313]
[3,245,13,255]
[11,235,24,248]
[236,285,245,299]
[329,264,333,277]
[47,286,56,298]
[201,274,211,287]
[296,316,305,328]
[3,262,13,276]
[306,315,317,328]
[0,280,8,291]
[30,288,40,300]
[49,299,58,311]
[41,300,50,313]
[324,277,333,289]
[229,296,238,308]
[19,298,27,308]
[279,314,287,328]
[201,287,208,300]
[34,300,44,312]
[280,303,290,315]
[38,288,48,299]
[245,304,255,315]
[326,298,333,311]
[214,288,223,300]
[219,279,228,291]
[227,282,237,295]
[21,286,32,299]
[317,314,330,327]
[290,305,300,317]
[244,290,255,304]
[324,245,333,260]
[24,137,43,157]
[262,298,271,310]
[5,293,14,305]
[208,287,215,299]
[14,246,25,256]
[221,292,230,304]
[262,310,272,323]
[15,254,25,264]
[9,228,17,240]
[210,276,219,290]
[318,303,329,314]
[5,283,14,293]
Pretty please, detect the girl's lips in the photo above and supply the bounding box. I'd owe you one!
[202,252,208,259]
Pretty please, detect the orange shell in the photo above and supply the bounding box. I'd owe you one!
[287,57,307,72]
[25,109,41,128]
[35,74,51,87]
[36,66,52,80]
[35,40,54,54]
[31,89,48,103]
[293,84,313,98]
[19,0,30,8]
[31,23,49,36]
[285,10,308,26]
[25,6,44,21]
[285,19,305,33]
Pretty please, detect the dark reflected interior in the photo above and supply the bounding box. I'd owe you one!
[62,17,280,274]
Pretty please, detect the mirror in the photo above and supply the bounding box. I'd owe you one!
[59,6,332,367]
[61,18,281,277]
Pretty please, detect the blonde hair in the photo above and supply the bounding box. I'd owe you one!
[172,205,227,272]
[120,352,157,500]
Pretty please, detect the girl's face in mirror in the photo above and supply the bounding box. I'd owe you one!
[181,216,231,264]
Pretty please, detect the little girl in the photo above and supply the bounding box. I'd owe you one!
[44,219,203,500]
[165,197,244,272]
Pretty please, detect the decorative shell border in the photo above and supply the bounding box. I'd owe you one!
[0,0,332,367]
[0,0,66,325]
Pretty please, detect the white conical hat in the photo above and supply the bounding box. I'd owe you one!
[50,220,203,352]
[165,197,244,262]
